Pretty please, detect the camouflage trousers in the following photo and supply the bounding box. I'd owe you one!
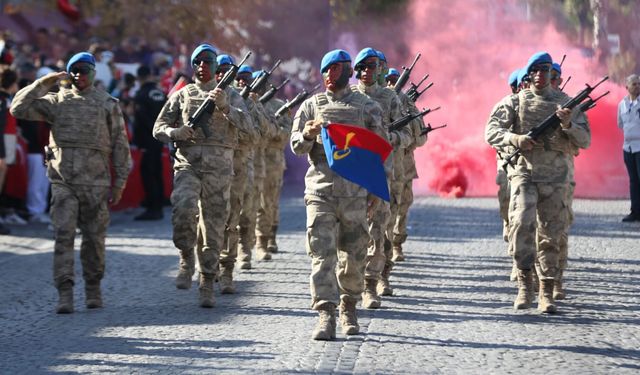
[304,194,369,310]
[238,164,261,263]
[365,199,391,280]
[496,168,511,243]
[392,178,414,247]
[51,183,110,288]
[171,167,231,277]
[256,147,285,239]
[508,175,569,280]
[558,180,575,274]
[219,148,250,268]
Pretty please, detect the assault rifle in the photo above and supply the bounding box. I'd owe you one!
[405,73,429,100]
[393,53,421,93]
[501,76,609,170]
[259,78,289,104]
[274,84,321,118]
[388,106,440,132]
[408,82,433,102]
[420,123,447,136]
[186,51,251,138]
[240,59,281,99]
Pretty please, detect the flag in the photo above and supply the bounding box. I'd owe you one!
[321,123,392,201]
[167,76,188,97]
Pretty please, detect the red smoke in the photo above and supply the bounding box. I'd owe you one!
[404,0,628,198]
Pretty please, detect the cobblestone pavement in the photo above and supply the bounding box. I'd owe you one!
[1,197,639,374]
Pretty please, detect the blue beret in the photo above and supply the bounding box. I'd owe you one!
[216,54,235,66]
[525,51,553,73]
[66,52,95,72]
[354,47,379,67]
[190,43,218,66]
[320,49,351,73]
[375,50,387,62]
[552,62,562,75]
[386,68,400,78]
[508,69,519,87]
[516,68,529,86]
[238,65,253,74]
[252,70,265,80]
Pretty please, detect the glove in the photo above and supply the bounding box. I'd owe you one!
[170,126,194,141]
[109,186,124,205]
[510,134,536,151]
[209,88,229,112]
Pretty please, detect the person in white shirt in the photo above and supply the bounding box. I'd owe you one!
[618,74,640,222]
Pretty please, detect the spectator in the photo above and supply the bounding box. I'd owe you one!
[133,65,166,220]
[618,74,640,222]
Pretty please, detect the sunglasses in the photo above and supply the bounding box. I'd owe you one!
[193,58,215,66]
[70,66,94,75]
[356,62,378,70]
[530,65,551,73]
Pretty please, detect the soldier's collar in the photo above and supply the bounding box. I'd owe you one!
[357,80,378,94]
[326,86,351,100]
[195,79,217,91]
[71,85,94,95]
[531,84,552,96]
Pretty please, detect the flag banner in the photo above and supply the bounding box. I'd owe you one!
[321,123,392,201]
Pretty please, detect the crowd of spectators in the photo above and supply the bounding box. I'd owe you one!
[0,28,192,234]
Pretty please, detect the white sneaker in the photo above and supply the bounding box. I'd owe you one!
[29,213,51,224]
[4,213,28,225]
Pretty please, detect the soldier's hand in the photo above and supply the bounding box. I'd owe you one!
[367,195,380,220]
[40,71,69,87]
[170,126,195,141]
[556,107,572,129]
[510,134,537,151]
[302,119,323,140]
[249,92,259,102]
[209,88,229,113]
[109,186,124,206]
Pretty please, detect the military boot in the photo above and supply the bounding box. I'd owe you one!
[377,263,393,296]
[513,269,534,310]
[56,281,74,314]
[362,278,381,309]
[256,236,272,261]
[85,281,103,309]
[339,297,360,335]
[538,279,557,313]
[219,264,235,294]
[532,266,540,293]
[198,274,215,308]
[554,271,566,300]
[175,249,195,289]
[311,304,336,340]
[267,225,279,253]
[392,245,405,262]
[237,227,252,270]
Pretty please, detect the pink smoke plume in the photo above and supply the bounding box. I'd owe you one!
[405,0,628,198]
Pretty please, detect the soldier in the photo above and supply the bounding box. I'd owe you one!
[384,68,400,88]
[256,72,293,258]
[351,48,410,309]
[485,52,590,313]
[153,43,251,308]
[10,52,132,313]
[290,49,386,340]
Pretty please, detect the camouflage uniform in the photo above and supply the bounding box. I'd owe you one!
[485,85,590,310]
[255,97,292,254]
[290,87,385,310]
[153,80,250,283]
[10,78,131,290]
[393,91,427,256]
[351,81,409,283]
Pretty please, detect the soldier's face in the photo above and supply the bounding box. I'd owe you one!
[529,63,551,89]
[356,57,379,85]
[216,64,232,83]
[193,51,217,83]
[69,62,95,90]
[323,62,352,92]
[550,71,563,89]
[386,75,398,87]
[235,73,252,88]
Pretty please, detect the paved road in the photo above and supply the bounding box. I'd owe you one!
[1,197,639,374]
